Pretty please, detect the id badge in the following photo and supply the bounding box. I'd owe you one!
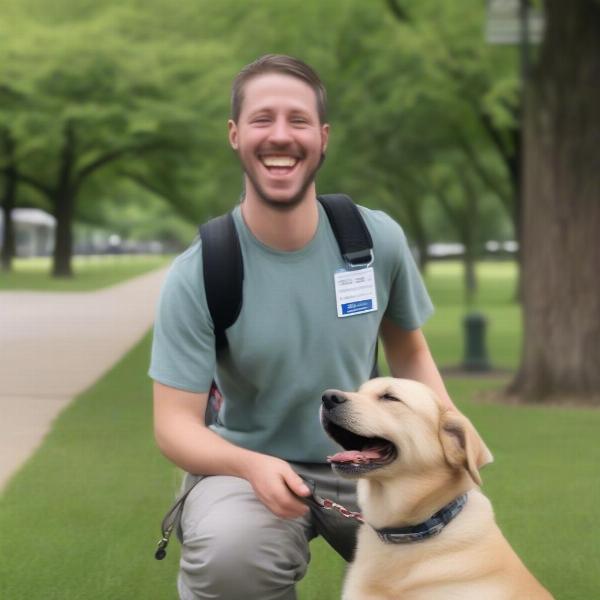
[334,267,378,317]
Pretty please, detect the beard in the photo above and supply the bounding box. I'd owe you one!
[239,152,326,212]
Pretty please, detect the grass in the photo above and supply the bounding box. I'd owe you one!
[0,254,171,291]
[1,260,598,599]
[423,260,522,369]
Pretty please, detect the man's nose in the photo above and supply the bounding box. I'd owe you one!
[322,390,348,410]
[268,118,294,144]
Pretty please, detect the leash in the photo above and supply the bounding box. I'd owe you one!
[301,480,364,523]
[154,480,199,560]
[154,476,363,560]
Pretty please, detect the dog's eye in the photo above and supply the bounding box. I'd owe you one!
[380,393,402,402]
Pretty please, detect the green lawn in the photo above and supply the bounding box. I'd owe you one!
[423,260,522,370]
[1,261,598,599]
[0,255,171,291]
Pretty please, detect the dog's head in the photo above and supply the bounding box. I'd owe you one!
[321,377,493,486]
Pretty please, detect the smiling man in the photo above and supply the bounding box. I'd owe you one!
[229,71,328,211]
[150,54,454,600]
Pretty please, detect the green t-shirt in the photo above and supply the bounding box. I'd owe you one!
[149,203,433,463]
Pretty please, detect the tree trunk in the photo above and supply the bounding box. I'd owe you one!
[52,123,76,278]
[405,196,429,274]
[509,0,600,403]
[459,172,478,305]
[51,188,75,277]
[1,166,17,271]
[509,124,524,303]
[1,131,17,271]
[464,250,476,306]
[414,231,429,275]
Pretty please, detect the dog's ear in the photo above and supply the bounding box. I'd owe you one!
[439,411,493,486]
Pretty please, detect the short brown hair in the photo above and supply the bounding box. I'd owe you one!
[231,54,327,123]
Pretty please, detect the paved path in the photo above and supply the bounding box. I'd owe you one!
[0,267,168,491]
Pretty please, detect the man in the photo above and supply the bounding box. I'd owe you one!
[150,54,455,600]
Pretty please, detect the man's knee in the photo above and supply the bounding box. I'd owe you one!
[179,478,310,599]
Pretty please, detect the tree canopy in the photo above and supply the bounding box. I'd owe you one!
[1,0,517,276]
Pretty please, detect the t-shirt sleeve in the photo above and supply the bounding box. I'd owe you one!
[148,244,216,392]
[380,215,434,330]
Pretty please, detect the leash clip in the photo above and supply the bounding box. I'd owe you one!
[155,528,173,560]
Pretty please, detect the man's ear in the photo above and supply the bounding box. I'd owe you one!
[320,122,330,154]
[439,411,493,486]
[228,119,238,150]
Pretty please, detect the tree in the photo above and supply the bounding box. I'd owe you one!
[380,1,520,280]
[1,5,234,276]
[318,0,514,289]
[1,0,522,285]
[0,129,17,271]
[509,0,600,403]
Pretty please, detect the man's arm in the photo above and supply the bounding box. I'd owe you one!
[379,317,457,411]
[153,382,310,518]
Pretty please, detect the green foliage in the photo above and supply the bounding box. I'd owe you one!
[327,0,517,247]
[1,0,519,273]
[76,178,197,246]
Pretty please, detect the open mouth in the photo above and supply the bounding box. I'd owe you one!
[321,413,397,475]
[260,155,300,177]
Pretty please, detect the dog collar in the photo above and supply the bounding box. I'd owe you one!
[374,493,468,544]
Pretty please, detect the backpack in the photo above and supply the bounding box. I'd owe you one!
[199,194,376,424]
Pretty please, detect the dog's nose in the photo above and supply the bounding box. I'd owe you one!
[322,390,347,410]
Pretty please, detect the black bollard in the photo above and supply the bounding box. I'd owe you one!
[462,312,491,372]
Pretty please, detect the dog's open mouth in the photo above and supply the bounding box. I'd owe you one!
[322,416,397,475]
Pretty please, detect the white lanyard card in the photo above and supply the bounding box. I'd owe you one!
[334,267,378,318]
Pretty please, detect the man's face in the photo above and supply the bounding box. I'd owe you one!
[228,73,329,210]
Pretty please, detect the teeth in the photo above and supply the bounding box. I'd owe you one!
[262,156,297,168]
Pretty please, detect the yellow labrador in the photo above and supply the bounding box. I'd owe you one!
[321,377,553,600]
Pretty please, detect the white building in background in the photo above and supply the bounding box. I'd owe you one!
[0,208,55,257]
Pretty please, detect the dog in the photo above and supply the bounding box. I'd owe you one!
[320,377,554,600]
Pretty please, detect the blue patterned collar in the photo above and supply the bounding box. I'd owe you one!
[374,493,468,544]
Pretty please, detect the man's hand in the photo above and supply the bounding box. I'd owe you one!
[154,382,312,519]
[241,454,312,519]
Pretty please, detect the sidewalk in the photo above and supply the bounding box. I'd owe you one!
[0,267,168,491]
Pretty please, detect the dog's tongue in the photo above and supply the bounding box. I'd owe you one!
[327,446,384,464]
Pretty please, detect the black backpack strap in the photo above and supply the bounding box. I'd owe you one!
[318,194,379,377]
[199,212,244,353]
[317,194,373,268]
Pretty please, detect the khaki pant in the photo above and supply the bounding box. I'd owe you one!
[177,463,359,600]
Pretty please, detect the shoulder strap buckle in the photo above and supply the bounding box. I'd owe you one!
[343,248,374,270]
[317,194,374,270]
